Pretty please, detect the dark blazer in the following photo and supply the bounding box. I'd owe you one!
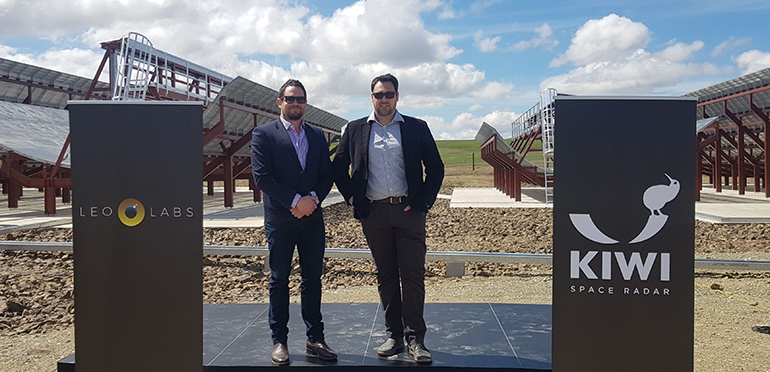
[332,114,444,219]
[251,119,333,225]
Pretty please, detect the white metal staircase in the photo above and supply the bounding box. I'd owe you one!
[112,32,154,101]
[540,88,556,204]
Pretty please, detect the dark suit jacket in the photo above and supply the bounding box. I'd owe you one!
[251,119,333,225]
[332,114,444,219]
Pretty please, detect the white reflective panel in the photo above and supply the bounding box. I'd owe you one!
[686,66,770,104]
[201,76,347,152]
[696,117,719,133]
[0,101,70,166]
[0,57,111,108]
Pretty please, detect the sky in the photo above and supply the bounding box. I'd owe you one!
[1,0,770,140]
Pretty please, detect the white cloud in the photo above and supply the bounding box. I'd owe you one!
[550,14,649,68]
[712,37,751,56]
[470,0,500,14]
[734,50,770,75]
[469,104,483,111]
[541,49,723,94]
[0,46,105,79]
[437,2,457,19]
[474,22,558,54]
[510,23,558,52]
[420,109,517,140]
[473,31,501,52]
[397,62,487,96]
[470,81,514,100]
[0,0,494,109]
[399,95,449,110]
[298,0,462,67]
[1,0,462,69]
[277,60,488,112]
[438,129,478,140]
[0,0,521,140]
[654,41,704,62]
[542,14,725,95]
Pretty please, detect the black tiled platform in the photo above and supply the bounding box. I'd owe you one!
[58,303,552,371]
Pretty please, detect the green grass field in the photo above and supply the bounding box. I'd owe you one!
[331,138,544,165]
[434,140,480,164]
[435,139,544,165]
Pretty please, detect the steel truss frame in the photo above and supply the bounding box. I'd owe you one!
[478,90,554,202]
[694,84,770,201]
[2,34,344,215]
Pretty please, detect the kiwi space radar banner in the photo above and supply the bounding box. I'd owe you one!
[69,101,203,372]
[551,97,696,372]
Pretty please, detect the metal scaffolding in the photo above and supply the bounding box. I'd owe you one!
[1,32,347,214]
[478,89,556,203]
[688,66,770,200]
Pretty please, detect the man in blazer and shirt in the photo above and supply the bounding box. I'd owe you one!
[332,73,444,363]
[251,79,336,365]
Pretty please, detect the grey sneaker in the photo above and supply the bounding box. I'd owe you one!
[408,343,432,363]
[375,338,404,356]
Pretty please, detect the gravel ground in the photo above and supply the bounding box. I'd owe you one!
[2,198,770,371]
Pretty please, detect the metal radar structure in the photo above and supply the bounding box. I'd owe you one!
[112,32,154,101]
[503,88,557,204]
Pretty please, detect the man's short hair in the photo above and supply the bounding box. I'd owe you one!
[371,73,399,92]
[278,79,307,98]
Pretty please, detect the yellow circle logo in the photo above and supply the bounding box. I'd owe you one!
[118,198,145,227]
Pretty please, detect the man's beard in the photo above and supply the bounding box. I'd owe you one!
[286,109,304,121]
[376,104,393,118]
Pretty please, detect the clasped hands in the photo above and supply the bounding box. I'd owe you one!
[290,195,318,218]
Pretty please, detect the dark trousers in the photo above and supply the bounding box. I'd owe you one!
[361,202,427,345]
[265,213,326,345]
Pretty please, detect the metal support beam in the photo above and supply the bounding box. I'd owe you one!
[62,188,71,204]
[749,97,770,197]
[232,159,251,179]
[44,183,56,215]
[225,130,255,159]
[23,85,32,104]
[223,154,233,208]
[85,50,111,100]
[725,105,746,194]
[50,134,70,181]
[248,176,261,203]
[513,169,521,201]
[7,154,21,208]
[203,156,226,179]
[715,123,722,192]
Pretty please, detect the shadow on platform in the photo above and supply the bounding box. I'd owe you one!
[58,303,552,371]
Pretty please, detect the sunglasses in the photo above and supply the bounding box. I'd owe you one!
[372,91,397,99]
[281,96,307,104]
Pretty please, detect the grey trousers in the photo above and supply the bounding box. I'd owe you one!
[361,202,427,344]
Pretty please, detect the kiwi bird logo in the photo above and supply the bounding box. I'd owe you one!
[642,173,679,216]
[569,173,679,245]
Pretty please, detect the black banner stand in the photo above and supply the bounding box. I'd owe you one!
[552,97,695,371]
[68,101,203,372]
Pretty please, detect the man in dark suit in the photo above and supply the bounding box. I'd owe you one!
[332,73,444,363]
[251,79,336,365]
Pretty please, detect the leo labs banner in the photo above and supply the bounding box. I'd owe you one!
[69,101,203,372]
[552,97,695,372]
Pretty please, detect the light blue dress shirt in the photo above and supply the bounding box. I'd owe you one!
[366,110,409,201]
